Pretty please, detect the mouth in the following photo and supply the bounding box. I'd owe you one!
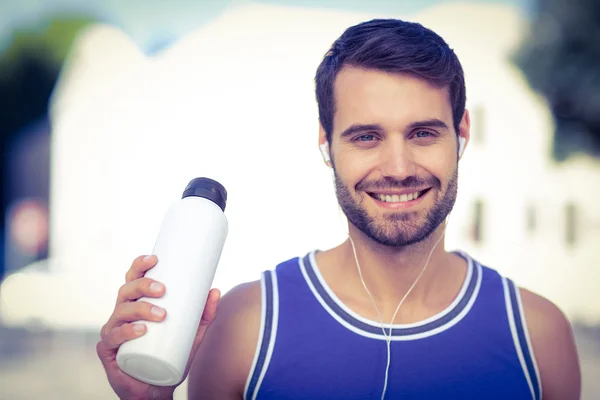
[367,188,431,204]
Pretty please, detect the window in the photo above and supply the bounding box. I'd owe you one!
[471,199,484,244]
[470,104,485,146]
[526,203,537,234]
[565,202,577,246]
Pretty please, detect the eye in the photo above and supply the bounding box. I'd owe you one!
[354,134,376,142]
[414,130,434,138]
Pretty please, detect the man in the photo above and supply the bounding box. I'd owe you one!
[97,18,581,399]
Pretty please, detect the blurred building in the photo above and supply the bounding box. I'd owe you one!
[0,1,599,331]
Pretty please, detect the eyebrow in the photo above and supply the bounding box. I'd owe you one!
[339,123,382,138]
[339,118,449,138]
[407,118,449,131]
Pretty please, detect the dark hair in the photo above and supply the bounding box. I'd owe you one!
[315,18,466,142]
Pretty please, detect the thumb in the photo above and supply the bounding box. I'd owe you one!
[183,288,221,374]
[200,288,221,327]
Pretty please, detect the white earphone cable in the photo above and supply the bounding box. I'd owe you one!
[348,219,447,400]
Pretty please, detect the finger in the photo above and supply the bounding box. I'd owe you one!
[200,288,221,325]
[116,277,166,305]
[190,289,221,356]
[192,289,221,349]
[184,288,221,376]
[99,322,147,351]
[103,301,166,334]
[125,255,158,283]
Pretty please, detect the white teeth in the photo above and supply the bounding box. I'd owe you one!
[376,191,421,203]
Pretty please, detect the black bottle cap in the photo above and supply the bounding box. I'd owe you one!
[182,177,227,212]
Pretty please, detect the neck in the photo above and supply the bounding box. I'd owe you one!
[345,222,451,307]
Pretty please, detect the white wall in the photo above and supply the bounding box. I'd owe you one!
[1,1,599,329]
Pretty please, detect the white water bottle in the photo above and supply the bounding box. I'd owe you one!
[116,177,228,386]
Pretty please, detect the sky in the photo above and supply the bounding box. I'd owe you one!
[0,0,533,54]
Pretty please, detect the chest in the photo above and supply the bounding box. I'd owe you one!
[257,331,532,400]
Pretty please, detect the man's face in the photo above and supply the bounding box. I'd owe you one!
[323,67,469,247]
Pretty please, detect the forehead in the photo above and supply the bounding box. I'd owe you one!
[332,66,453,133]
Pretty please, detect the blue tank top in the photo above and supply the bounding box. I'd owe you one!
[244,251,541,400]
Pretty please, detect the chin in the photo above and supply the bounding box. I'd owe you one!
[360,220,427,247]
[367,231,430,247]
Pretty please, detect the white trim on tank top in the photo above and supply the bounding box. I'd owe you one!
[243,270,280,400]
[243,273,268,400]
[502,276,537,400]
[309,249,472,329]
[299,250,482,341]
[514,285,543,400]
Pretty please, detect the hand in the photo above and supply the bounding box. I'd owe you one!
[97,255,221,400]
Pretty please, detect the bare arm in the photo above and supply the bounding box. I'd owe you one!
[187,280,262,400]
[520,288,581,400]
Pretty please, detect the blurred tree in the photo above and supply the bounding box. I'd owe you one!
[0,16,95,147]
[0,15,96,279]
[513,0,600,161]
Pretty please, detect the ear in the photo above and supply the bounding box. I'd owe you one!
[318,123,332,167]
[458,109,471,160]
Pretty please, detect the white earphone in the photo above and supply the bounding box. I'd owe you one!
[458,136,466,158]
[320,142,331,164]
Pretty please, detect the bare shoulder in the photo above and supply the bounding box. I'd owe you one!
[188,280,263,400]
[216,279,263,322]
[519,288,581,400]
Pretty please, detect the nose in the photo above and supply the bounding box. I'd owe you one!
[378,137,416,180]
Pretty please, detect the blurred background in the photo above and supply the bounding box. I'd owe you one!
[0,0,599,398]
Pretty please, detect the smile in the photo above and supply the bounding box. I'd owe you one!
[367,188,431,204]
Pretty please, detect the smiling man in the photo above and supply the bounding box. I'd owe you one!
[98,18,581,400]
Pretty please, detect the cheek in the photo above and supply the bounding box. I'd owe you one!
[413,147,457,178]
[333,145,380,179]
[333,151,364,177]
